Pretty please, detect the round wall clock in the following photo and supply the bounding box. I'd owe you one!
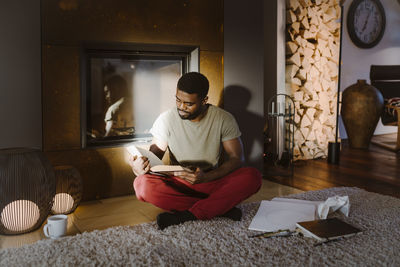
[347,0,386,49]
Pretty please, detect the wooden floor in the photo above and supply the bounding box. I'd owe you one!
[265,134,400,198]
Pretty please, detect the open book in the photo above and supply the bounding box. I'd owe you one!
[296,218,361,242]
[126,144,188,173]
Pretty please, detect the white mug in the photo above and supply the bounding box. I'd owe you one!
[43,214,68,239]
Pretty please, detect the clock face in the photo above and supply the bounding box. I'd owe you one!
[347,0,386,48]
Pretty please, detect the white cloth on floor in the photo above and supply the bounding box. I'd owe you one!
[317,195,350,219]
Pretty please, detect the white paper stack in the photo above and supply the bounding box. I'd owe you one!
[248,198,322,232]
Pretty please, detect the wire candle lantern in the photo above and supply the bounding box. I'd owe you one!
[0,148,56,235]
[51,166,83,215]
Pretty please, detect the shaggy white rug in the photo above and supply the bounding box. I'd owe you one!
[1,187,399,266]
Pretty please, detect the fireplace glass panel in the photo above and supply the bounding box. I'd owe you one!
[81,44,198,148]
[86,56,183,146]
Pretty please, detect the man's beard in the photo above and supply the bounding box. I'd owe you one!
[177,106,203,120]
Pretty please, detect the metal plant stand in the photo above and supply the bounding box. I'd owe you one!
[264,94,295,177]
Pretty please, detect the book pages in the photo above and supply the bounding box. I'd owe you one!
[150,165,185,172]
[126,145,163,167]
[126,144,189,173]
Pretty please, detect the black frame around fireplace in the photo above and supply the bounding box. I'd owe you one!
[80,42,199,148]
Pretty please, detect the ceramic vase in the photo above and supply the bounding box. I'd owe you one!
[341,80,384,149]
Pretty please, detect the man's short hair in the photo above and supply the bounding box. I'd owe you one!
[177,72,209,99]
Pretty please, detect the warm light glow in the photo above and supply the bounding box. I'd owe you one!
[52,193,74,214]
[1,200,40,232]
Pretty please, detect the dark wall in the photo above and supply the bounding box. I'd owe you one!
[42,0,224,200]
[0,0,42,149]
[223,0,267,171]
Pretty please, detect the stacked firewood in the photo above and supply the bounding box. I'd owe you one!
[285,0,341,160]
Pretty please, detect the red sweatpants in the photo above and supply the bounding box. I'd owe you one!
[133,167,262,220]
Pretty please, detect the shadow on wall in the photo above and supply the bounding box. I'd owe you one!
[223,85,265,170]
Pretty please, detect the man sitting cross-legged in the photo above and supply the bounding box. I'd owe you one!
[129,72,262,230]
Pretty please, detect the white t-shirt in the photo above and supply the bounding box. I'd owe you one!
[104,97,134,135]
[150,105,241,170]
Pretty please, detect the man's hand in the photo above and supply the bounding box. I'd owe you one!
[173,167,206,184]
[128,155,150,176]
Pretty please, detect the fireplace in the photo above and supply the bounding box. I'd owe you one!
[80,43,199,148]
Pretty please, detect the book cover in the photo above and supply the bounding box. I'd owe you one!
[296,218,361,242]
